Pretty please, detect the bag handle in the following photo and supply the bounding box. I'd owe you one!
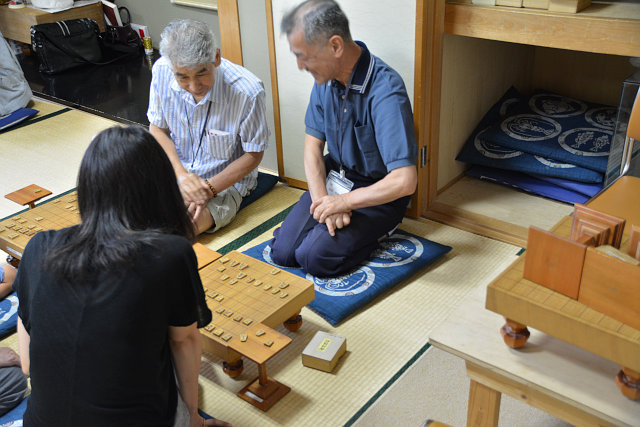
[118,6,131,26]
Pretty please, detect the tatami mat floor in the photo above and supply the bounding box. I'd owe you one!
[0,101,570,426]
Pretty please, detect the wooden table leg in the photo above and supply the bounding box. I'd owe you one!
[500,318,530,349]
[615,367,640,400]
[467,379,501,427]
[5,255,19,268]
[283,311,302,332]
[237,361,291,411]
[222,357,243,378]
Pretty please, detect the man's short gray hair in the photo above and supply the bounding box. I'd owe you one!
[281,0,352,45]
[159,19,218,69]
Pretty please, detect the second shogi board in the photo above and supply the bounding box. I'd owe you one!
[0,191,80,259]
[198,250,315,366]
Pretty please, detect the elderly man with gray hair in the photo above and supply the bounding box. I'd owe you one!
[269,0,418,277]
[148,19,269,235]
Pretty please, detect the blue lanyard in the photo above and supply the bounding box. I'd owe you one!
[189,100,212,169]
[331,71,355,177]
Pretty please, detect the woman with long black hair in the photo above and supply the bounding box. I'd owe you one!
[13,126,230,427]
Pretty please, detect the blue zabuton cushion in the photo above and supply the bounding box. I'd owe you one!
[0,292,19,338]
[479,90,615,173]
[244,230,452,325]
[456,87,604,183]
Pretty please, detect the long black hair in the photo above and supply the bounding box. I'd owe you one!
[46,125,194,281]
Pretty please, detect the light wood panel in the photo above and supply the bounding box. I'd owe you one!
[264,0,285,179]
[444,1,640,57]
[437,36,533,189]
[418,0,640,246]
[218,0,242,65]
[430,285,640,427]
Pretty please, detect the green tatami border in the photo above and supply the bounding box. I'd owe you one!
[5,107,72,132]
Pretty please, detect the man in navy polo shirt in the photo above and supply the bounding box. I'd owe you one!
[270,0,418,277]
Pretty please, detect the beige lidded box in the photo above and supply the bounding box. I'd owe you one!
[301,331,346,373]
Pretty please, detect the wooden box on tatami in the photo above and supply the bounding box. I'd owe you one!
[302,331,346,373]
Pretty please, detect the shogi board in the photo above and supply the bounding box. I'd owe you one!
[199,251,315,364]
[486,213,640,373]
[486,177,640,372]
[0,191,80,260]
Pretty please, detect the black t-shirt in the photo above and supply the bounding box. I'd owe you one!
[13,229,210,427]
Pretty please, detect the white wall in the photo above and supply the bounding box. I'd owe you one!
[113,0,219,47]
[270,0,416,181]
[237,0,278,172]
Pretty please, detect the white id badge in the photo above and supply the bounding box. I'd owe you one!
[326,170,354,195]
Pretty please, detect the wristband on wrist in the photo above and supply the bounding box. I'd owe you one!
[206,180,217,198]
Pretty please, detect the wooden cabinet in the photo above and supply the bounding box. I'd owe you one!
[0,2,105,45]
[415,1,640,247]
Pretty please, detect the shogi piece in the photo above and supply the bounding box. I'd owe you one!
[302,331,347,373]
[523,226,586,299]
[578,247,640,330]
[570,204,625,248]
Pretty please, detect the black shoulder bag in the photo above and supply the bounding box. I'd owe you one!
[30,17,141,75]
[30,18,104,74]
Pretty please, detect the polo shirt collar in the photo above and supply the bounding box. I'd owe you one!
[331,40,374,94]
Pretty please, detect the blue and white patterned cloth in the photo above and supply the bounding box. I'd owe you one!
[147,57,269,196]
[456,87,604,184]
[479,90,616,173]
[244,231,451,325]
[0,292,18,338]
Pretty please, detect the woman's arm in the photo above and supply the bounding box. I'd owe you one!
[17,316,30,376]
[169,323,231,427]
[169,323,201,418]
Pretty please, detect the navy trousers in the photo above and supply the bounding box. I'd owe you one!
[270,190,408,277]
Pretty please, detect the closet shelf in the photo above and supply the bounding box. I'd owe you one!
[444,2,640,56]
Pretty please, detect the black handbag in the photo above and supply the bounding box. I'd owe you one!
[30,18,103,74]
[101,7,143,57]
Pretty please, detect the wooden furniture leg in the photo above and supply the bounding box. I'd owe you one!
[237,361,291,411]
[222,357,243,378]
[283,311,302,331]
[467,379,501,427]
[615,367,640,401]
[500,318,530,348]
[5,255,19,268]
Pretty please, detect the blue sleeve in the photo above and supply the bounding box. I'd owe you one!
[305,83,327,141]
[371,74,418,172]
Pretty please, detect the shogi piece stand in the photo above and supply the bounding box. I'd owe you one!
[5,184,52,209]
[234,324,292,411]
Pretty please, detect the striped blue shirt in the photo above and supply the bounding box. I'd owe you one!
[147,57,269,196]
